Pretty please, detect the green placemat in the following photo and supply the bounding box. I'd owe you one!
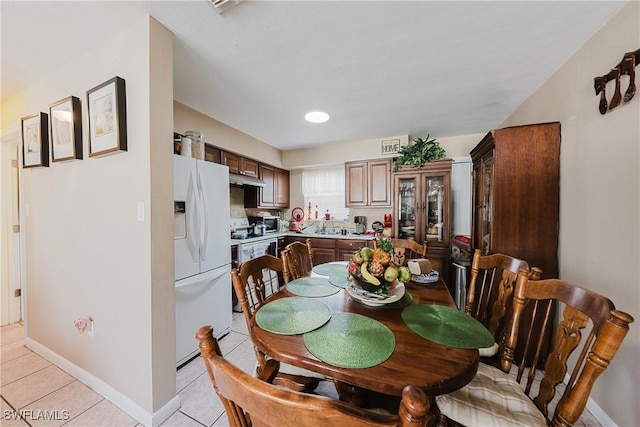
[401,304,494,349]
[312,262,349,277]
[382,291,414,309]
[303,313,395,368]
[328,270,349,288]
[256,297,331,335]
[286,277,341,297]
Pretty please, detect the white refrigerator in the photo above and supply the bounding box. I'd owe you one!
[174,154,232,367]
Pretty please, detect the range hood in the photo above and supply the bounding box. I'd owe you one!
[229,172,266,188]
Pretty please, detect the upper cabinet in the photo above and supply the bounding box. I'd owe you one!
[245,164,290,209]
[221,151,259,178]
[471,122,560,279]
[345,158,392,207]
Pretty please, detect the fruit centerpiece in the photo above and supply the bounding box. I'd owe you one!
[347,238,412,294]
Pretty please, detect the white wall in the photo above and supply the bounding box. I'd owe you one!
[500,2,639,425]
[1,16,176,425]
[285,133,482,226]
[174,101,283,168]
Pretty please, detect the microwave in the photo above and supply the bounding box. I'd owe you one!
[247,216,280,233]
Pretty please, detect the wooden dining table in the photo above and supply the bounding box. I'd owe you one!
[250,271,480,403]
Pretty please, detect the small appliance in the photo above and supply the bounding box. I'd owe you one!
[354,216,366,235]
[248,215,279,234]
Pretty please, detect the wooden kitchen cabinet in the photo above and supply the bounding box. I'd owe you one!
[336,239,366,261]
[245,164,290,209]
[275,168,290,208]
[345,159,392,207]
[392,159,452,285]
[204,143,221,163]
[471,122,560,366]
[221,150,259,177]
[287,236,336,264]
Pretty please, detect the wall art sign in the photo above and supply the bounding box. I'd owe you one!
[87,76,127,157]
[21,112,49,168]
[49,96,83,162]
[381,138,402,156]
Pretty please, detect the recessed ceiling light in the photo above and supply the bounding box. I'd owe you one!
[305,110,330,123]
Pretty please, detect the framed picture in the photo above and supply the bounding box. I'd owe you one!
[21,112,49,168]
[87,76,127,157]
[49,96,83,162]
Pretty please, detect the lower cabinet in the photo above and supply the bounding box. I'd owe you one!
[285,236,373,263]
[337,239,369,261]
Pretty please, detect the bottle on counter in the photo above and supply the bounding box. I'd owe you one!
[315,205,319,219]
[307,202,312,220]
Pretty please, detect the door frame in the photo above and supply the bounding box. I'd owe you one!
[1,124,25,326]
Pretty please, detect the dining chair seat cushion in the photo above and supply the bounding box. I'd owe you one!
[478,342,499,358]
[435,363,546,427]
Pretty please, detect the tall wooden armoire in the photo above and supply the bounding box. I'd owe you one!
[471,122,560,365]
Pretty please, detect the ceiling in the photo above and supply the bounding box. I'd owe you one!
[1,1,625,150]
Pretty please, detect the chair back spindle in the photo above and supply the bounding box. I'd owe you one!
[501,271,634,425]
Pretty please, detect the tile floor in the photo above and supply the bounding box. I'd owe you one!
[2,314,601,426]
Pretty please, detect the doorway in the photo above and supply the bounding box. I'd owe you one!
[1,125,23,325]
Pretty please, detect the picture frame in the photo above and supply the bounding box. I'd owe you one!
[21,112,49,168]
[49,96,83,162]
[87,76,127,157]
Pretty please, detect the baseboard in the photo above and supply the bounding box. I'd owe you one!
[25,338,181,427]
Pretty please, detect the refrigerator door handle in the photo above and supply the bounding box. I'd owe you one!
[186,171,199,262]
[198,170,209,262]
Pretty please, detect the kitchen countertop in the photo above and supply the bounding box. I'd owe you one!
[230,232,375,246]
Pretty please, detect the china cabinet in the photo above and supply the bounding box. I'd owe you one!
[392,159,452,284]
[471,122,560,366]
[471,122,559,279]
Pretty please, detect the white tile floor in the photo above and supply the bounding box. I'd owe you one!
[2,314,601,427]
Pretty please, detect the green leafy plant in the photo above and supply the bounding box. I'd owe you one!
[393,134,446,172]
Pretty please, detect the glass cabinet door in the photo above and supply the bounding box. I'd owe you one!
[473,157,493,254]
[424,175,445,243]
[480,159,492,254]
[396,176,417,240]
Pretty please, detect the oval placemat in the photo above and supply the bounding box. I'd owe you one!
[401,304,494,349]
[256,297,331,335]
[312,262,349,277]
[303,313,395,368]
[286,277,341,297]
[328,270,349,288]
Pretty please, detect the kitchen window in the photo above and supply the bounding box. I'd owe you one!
[302,166,349,221]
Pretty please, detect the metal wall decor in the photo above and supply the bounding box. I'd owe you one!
[594,48,639,114]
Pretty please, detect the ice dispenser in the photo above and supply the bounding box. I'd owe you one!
[174,201,186,239]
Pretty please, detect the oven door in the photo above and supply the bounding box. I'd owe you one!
[238,238,278,264]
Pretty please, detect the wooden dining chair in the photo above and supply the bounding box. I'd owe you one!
[230,254,323,392]
[281,239,314,283]
[465,249,542,364]
[196,325,433,427]
[435,270,634,427]
[373,238,427,266]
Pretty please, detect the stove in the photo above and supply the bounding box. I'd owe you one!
[230,218,251,240]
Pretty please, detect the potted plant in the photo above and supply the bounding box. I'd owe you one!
[393,134,446,172]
